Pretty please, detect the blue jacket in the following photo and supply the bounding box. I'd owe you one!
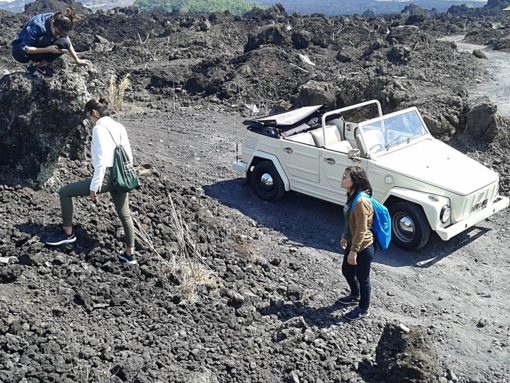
[12,13,55,50]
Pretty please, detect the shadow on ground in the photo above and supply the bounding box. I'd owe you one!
[204,178,491,268]
[258,298,350,329]
[16,223,99,256]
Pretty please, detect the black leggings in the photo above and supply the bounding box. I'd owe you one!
[342,244,374,311]
[12,36,70,64]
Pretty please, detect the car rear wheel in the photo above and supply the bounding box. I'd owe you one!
[389,201,430,250]
[250,161,285,201]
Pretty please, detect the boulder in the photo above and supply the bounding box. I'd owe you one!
[244,25,289,53]
[23,0,92,17]
[375,323,441,383]
[472,49,488,59]
[387,45,412,65]
[463,98,498,141]
[0,69,92,186]
[336,46,360,63]
[292,31,311,49]
[295,80,338,108]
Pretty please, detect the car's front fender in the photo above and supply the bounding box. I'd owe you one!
[382,187,451,231]
[250,151,290,191]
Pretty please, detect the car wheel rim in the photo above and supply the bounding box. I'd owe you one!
[260,173,274,190]
[392,213,415,243]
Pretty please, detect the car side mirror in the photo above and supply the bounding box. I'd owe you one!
[347,148,361,161]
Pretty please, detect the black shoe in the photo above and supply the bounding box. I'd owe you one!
[26,64,37,75]
[118,252,137,265]
[35,66,54,77]
[338,294,360,305]
[343,306,370,321]
[45,231,76,246]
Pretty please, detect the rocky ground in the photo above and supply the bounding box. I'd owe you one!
[0,1,509,382]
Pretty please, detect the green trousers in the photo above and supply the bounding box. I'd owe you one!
[58,171,135,247]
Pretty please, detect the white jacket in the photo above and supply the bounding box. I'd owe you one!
[90,116,133,192]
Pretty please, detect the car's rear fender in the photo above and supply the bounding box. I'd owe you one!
[249,152,290,191]
[382,187,450,231]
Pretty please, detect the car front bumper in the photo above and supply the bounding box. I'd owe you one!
[436,195,509,240]
[232,160,249,174]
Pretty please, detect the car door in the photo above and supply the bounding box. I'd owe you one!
[319,148,368,205]
[280,139,320,193]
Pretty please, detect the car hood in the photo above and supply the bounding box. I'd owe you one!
[375,138,498,195]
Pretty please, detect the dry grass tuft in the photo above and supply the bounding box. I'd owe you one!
[107,74,131,113]
[130,193,218,303]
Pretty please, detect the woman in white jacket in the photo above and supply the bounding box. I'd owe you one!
[46,98,137,264]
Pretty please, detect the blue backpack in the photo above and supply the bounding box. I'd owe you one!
[351,192,391,251]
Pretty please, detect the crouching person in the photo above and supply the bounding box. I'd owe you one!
[45,98,137,265]
[11,8,91,76]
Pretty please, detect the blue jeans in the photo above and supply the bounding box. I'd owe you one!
[12,36,70,64]
[342,244,374,311]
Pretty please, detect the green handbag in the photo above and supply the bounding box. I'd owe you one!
[105,127,140,193]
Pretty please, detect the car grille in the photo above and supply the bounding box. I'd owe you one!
[455,182,499,222]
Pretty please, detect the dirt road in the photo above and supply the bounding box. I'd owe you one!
[121,105,510,382]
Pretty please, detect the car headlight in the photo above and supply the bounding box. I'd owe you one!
[440,205,451,223]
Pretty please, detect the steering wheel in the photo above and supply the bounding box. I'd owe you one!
[386,135,407,148]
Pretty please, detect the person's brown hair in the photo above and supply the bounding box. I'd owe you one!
[344,165,373,205]
[85,97,111,117]
[53,8,79,35]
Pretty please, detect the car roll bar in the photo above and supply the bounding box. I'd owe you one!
[320,100,383,146]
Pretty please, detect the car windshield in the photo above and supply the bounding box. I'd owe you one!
[359,109,428,154]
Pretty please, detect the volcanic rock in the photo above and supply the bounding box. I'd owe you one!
[23,0,92,17]
[463,97,499,141]
[0,68,92,186]
[375,323,441,383]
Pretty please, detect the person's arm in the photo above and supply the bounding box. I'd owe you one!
[90,127,106,194]
[350,198,372,253]
[25,45,63,55]
[67,38,92,66]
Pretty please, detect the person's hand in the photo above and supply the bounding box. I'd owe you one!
[76,59,92,66]
[89,190,97,203]
[340,238,347,250]
[347,250,358,266]
[46,45,63,54]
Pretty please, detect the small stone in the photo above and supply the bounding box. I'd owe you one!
[289,370,300,383]
[476,318,488,328]
[447,369,458,382]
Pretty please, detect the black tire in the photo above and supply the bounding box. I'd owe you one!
[250,160,286,202]
[389,201,431,250]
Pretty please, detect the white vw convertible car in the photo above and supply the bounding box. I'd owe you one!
[232,100,509,249]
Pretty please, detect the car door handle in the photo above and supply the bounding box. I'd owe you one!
[283,147,293,154]
[324,157,336,165]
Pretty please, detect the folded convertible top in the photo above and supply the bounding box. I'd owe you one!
[253,105,323,126]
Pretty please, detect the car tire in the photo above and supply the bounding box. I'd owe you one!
[250,161,285,202]
[389,201,431,250]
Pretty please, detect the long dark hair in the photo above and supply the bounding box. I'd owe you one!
[345,165,373,205]
[53,8,79,35]
[84,97,111,118]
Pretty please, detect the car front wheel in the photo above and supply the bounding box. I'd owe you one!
[389,201,431,250]
[250,160,285,201]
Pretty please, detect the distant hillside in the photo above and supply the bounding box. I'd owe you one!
[0,0,489,14]
[133,0,260,15]
[254,0,486,15]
